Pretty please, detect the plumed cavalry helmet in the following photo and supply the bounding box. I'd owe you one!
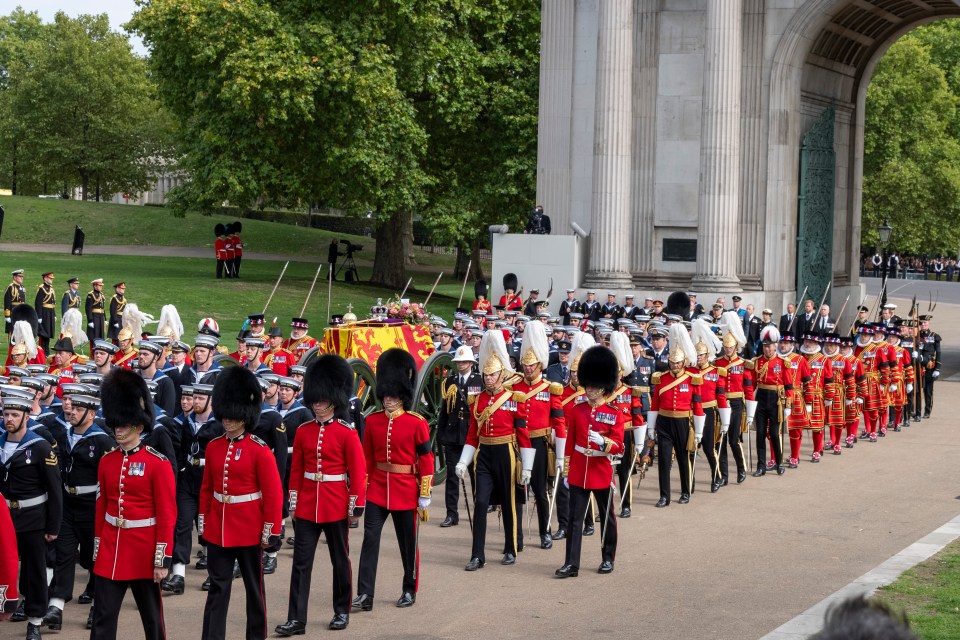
[479,330,513,377]
[667,322,696,365]
[375,348,417,410]
[212,367,262,428]
[576,346,619,395]
[518,320,550,369]
[568,332,596,373]
[691,318,720,360]
[101,368,154,433]
[608,332,634,377]
[303,354,354,421]
[719,310,747,350]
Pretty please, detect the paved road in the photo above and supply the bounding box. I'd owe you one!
[2,282,956,639]
[863,275,960,305]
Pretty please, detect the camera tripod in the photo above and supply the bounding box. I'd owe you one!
[336,251,360,282]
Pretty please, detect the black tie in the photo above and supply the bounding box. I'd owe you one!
[561,367,568,382]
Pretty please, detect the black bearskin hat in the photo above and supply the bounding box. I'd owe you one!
[576,346,620,395]
[101,368,154,433]
[232,221,242,233]
[503,272,518,293]
[474,279,488,299]
[215,223,226,237]
[212,366,262,428]
[375,348,417,410]
[224,222,233,235]
[303,354,354,420]
[664,291,692,321]
[11,304,38,335]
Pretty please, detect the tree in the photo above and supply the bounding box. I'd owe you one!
[132,0,540,288]
[0,8,44,194]
[863,32,960,254]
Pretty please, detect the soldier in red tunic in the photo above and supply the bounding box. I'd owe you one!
[472,280,492,314]
[793,334,835,465]
[885,327,915,432]
[512,321,566,549]
[200,367,283,640]
[745,326,792,476]
[840,335,867,448]
[647,323,704,506]
[0,499,19,621]
[555,334,595,541]
[716,312,748,484]
[353,349,434,612]
[873,324,898,435]
[276,355,365,635]
[91,369,176,640]
[822,334,856,455]
[689,319,729,493]
[555,345,624,578]
[497,273,524,312]
[855,326,887,442]
[281,318,318,362]
[264,325,295,377]
[455,330,533,570]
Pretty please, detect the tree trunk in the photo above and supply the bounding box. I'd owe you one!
[454,243,469,279]
[10,142,17,196]
[95,172,101,202]
[402,211,415,266]
[470,238,485,281]
[80,171,89,201]
[371,211,408,289]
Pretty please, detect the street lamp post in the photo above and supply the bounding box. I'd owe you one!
[879,219,893,311]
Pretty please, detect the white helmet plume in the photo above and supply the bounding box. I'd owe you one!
[518,320,550,369]
[608,332,634,377]
[61,309,88,348]
[11,321,37,359]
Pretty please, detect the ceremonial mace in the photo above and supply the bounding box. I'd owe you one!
[300,265,323,317]
[262,261,289,315]
[456,260,473,309]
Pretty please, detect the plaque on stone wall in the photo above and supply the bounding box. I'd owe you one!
[663,238,697,262]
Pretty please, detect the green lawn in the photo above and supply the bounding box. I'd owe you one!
[0,252,465,360]
[875,539,960,639]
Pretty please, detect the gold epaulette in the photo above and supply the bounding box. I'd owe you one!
[716,367,728,377]
[549,382,563,396]
[690,374,703,385]
[651,371,663,384]
[512,391,526,403]
[744,360,756,370]
[467,393,479,406]
[409,411,426,421]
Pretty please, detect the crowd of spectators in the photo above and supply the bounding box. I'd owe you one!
[861,251,960,281]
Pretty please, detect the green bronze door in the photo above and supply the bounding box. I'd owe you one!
[796,104,835,311]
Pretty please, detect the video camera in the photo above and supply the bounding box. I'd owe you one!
[339,239,363,258]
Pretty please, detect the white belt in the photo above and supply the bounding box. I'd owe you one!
[187,455,205,467]
[66,485,98,495]
[574,445,609,458]
[303,472,346,482]
[214,491,262,504]
[105,513,156,529]
[6,493,48,509]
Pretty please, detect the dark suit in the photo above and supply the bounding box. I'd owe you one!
[778,313,797,335]
[743,315,762,358]
[545,362,571,386]
[436,371,482,523]
[796,313,817,340]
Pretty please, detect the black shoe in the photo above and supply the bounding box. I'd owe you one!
[275,620,306,637]
[78,590,93,605]
[201,577,211,591]
[752,466,766,477]
[329,614,349,631]
[555,564,579,578]
[777,465,786,475]
[86,607,93,630]
[487,505,497,513]
[583,525,595,536]
[195,552,207,570]
[42,605,62,630]
[678,493,690,504]
[26,623,41,640]
[913,416,921,423]
[737,470,747,484]
[501,553,516,565]
[553,527,567,540]
[655,497,670,508]
[233,560,241,579]
[924,413,930,419]
[440,516,457,528]
[598,560,614,574]
[619,507,631,518]
[465,557,485,571]
[721,477,729,487]
[894,425,901,432]
[262,555,277,575]
[11,601,26,622]
[349,520,359,529]
[396,592,416,608]
[351,594,373,612]
[286,536,296,546]
[540,534,553,550]
[162,574,184,594]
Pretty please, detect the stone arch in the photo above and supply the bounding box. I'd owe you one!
[765,0,960,309]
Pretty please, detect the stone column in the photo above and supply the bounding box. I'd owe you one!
[691,0,742,292]
[585,0,633,288]
[630,1,659,280]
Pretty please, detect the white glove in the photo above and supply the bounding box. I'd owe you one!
[520,469,531,485]
[554,455,563,471]
[825,400,832,407]
[856,397,863,405]
[932,371,940,380]
[889,384,897,393]
[587,430,604,447]
[912,350,918,358]
[198,514,205,536]
[646,426,655,440]
[455,463,468,479]
[805,404,812,415]
[721,422,729,435]
[554,437,566,462]
[844,398,852,406]
[784,408,792,418]
[456,444,477,478]
[747,417,754,428]
[563,477,569,489]
[418,496,431,510]
[745,400,758,421]
[907,384,913,393]
[88,322,94,328]
[4,318,9,324]
[693,414,705,443]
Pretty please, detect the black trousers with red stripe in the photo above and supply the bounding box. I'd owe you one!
[201,542,265,640]
[357,501,418,597]
[90,577,165,640]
